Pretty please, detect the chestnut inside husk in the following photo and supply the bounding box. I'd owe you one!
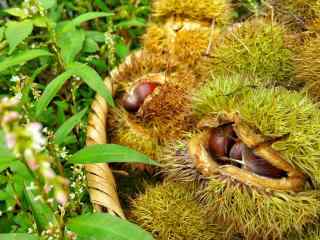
[208,123,287,179]
[122,82,158,113]
[188,114,305,192]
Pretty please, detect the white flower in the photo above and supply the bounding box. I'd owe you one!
[26,122,46,151]
[69,193,75,200]
[1,95,20,107]
[2,111,19,124]
[24,149,39,170]
[5,133,16,149]
[10,75,20,82]
[30,6,38,14]
[26,181,36,191]
[55,190,68,206]
[41,162,55,179]
[34,195,42,202]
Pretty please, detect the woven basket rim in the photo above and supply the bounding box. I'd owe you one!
[85,50,145,218]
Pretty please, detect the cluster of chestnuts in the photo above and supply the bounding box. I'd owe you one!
[208,124,287,179]
[121,82,158,113]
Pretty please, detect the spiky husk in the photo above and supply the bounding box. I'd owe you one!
[308,17,320,33]
[288,224,320,240]
[160,133,320,239]
[109,107,160,159]
[109,53,197,158]
[203,178,320,239]
[156,74,320,238]
[142,22,217,69]
[138,83,195,139]
[210,18,295,88]
[193,74,320,186]
[130,181,231,240]
[270,0,320,31]
[152,0,232,25]
[295,35,320,101]
[111,51,170,92]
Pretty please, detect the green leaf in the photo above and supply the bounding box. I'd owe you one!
[39,0,57,9]
[4,8,29,19]
[85,31,105,43]
[54,108,88,145]
[0,234,39,240]
[67,213,154,240]
[67,62,114,107]
[5,20,33,54]
[32,16,49,27]
[0,49,51,73]
[0,27,4,41]
[83,38,99,53]
[69,144,159,165]
[56,27,85,65]
[115,18,146,29]
[72,12,113,26]
[35,70,73,117]
[94,0,110,12]
[115,42,129,59]
[0,131,16,163]
[24,185,59,232]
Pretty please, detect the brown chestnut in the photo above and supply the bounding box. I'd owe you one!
[134,82,158,102]
[122,82,158,113]
[229,141,245,160]
[122,93,141,112]
[208,125,236,158]
[242,147,287,179]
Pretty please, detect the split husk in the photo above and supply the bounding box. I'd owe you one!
[108,51,196,159]
[159,74,320,239]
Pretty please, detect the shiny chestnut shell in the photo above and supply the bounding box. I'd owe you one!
[122,82,158,112]
[134,82,158,102]
[208,125,236,157]
[243,148,287,179]
[229,141,245,160]
[122,93,141,112]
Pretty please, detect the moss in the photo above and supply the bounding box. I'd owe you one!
[193,74,320,186]
[130,181,231,240]
[295,35,320,101]
[152,0,233,25]
[270,0,320,31]
[210,18,295,88]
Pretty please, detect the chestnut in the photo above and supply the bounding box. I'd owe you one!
[122,82,158,113]
[122,93,141,112]
[229,141,245,160]
[134,82,158,102]
[242,147,287,179]
[208,125,236,158]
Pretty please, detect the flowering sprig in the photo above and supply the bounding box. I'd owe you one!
[0,95,68,206]
[22,0,46,17]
